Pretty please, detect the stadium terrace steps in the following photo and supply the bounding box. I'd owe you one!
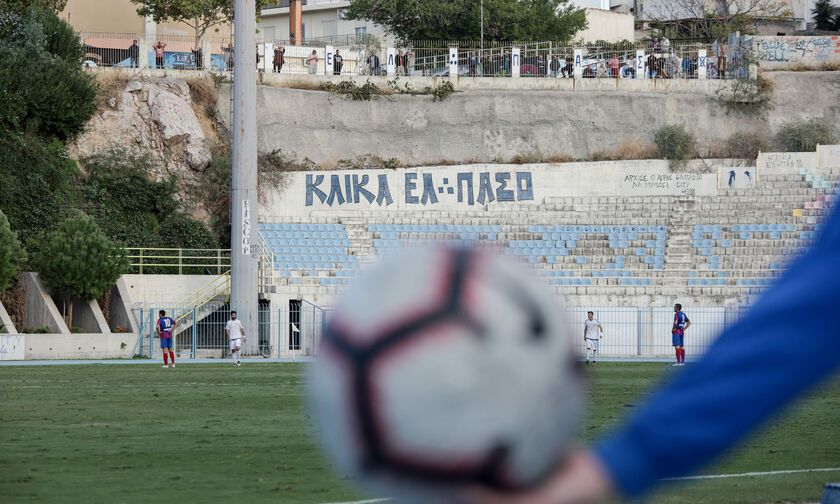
[259,170,834,301]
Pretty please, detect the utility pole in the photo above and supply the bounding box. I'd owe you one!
[231,0,258,355]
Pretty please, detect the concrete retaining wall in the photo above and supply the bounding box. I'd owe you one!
[221,71,840,165]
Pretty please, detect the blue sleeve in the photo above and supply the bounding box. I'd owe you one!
[593,203,840,498]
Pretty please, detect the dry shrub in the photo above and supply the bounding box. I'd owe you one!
[725,131,772,160]
[94,72,131,109]
[271,78,326,91]
[590,136,656,161]
[187,77,218,108]
[509,152,543,164]
[187,77,221,144]
[545,153,577,164]
[783,61,840,72]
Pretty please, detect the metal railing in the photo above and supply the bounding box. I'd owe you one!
[79,32,735,80]
[125,248,230,275]
[132,303,747,360]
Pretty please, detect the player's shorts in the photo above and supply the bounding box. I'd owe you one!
[672,331,684,347]
[160,336,173,349]
[229,337,242,351]
[585,338,599,351]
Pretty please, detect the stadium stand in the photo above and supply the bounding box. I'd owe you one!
[257,167,835,301]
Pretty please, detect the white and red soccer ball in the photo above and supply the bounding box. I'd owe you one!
[309,246,584,501]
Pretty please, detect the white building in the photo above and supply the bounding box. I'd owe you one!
[257,0,634,44]
[258,0,387,44]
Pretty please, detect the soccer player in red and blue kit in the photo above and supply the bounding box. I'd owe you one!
[156,310,177,368]
[672,303,691,366]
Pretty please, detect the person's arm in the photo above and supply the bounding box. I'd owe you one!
[226,323,230,340]
[684,318,691,331]
[594,206,840,498]
[598,322,604,337]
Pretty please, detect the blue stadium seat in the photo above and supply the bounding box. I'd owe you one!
[740,232,751,240]
[576,256,586,264]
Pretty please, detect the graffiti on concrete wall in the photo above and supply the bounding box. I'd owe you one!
[620,172,711,197]
[305,171,534,207]
[754,36,838,63]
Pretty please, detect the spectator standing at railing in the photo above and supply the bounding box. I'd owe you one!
[274,46,285,73]
[714,40,727,78]
[608,53,620,78]
[469,51,478,76]
[661,35,671,53]
[503,51,511,76]
[223,43,234,71]
[563,54,573,78]
[192,47,203,70]
[153,40,167,69]
[396,49,406,76]
[367,50,380,75]
[537,54,546,77]
[549,55,561,78]
[306,50,318,75]
[334,49,343,75]
[129,39,139,68]
[623,54,636,78]
[665,50,680,78]
[406,49,415,75]
[650,37,660,52]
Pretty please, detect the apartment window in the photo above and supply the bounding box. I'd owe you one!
[263,26,276,42]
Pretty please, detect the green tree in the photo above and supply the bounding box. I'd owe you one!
[343,0,587,41]
[32,213,129,327]
[0,210,27,294]
[812,0,839,31]
[1,0,67,13]
[0,6,96,140]
[0,135,80,246]
[130,0,276,50]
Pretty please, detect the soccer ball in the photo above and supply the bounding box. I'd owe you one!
[308,245,584,501]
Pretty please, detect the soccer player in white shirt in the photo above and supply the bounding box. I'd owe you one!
[583,311,604,364]
[226,310,246,367]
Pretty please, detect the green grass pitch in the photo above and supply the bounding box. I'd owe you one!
[1,362,837,503]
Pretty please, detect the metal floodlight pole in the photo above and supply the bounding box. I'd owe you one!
[231,0,259,355]
[480,0,484,52]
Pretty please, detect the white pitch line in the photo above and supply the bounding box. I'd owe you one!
[320,499,392,504]
[665,467,840,481]
[319,468,840,503]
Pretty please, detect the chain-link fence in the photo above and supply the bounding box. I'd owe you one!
[132,303,745,360]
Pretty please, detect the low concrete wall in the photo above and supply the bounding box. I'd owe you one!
[220,71,840,165]
[23,333,134,360]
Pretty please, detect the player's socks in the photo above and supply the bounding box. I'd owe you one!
[169,351,175,364]
[680,348,686,363]
[675,348,680,363]
[163,353,168,365]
